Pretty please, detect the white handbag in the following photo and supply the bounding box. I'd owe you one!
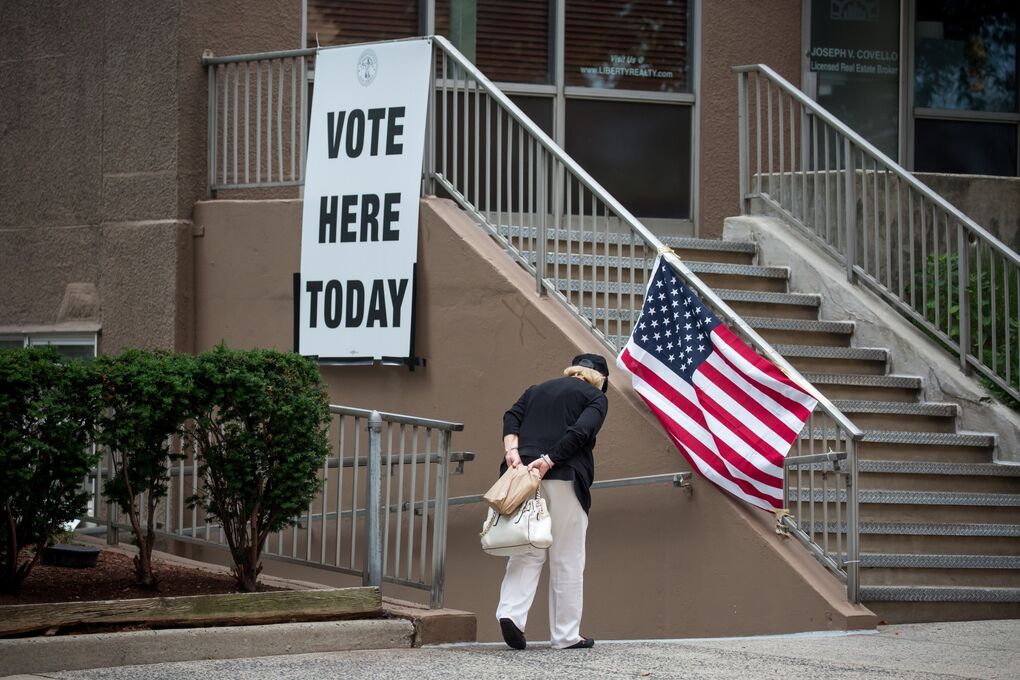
[480,490,553,556]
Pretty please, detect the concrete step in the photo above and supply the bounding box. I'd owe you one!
[498,225,757,265]
[860,553,1020,569]
[802,373,923,402]
[858,553,1020,588]
[742,317,855,347]
[860,586,1020,623]
[858,460,1020,495]
[775,344,888,375]
[523,251,790,291]
[827,400,959,433]
[553,282,820,320]
[605,316,854,348]
[806,521,1020,556]
[861,585,1020,602]
[789,488,1020,523]
[795,428,995,464]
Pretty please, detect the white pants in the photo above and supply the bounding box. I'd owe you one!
[495,479,588,648]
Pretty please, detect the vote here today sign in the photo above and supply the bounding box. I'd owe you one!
[298,38,431,361]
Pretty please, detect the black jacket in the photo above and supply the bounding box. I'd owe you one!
[502,376,608,513]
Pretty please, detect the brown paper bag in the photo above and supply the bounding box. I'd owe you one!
[483,465,541,515]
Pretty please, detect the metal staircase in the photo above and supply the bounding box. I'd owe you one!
[518,222,1020,622]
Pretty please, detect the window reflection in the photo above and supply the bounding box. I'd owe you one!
[306,0,420,47]
[436,0,552,84]
[565,1,691,93]
[915,1,1018,112]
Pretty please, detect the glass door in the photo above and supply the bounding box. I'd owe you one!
[807,0,903,161]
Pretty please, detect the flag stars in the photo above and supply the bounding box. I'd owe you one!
[667,354,675,362]
[697,344,705,352]
[655,280,663,288]
[653,332,661,341]
[650,319,659,328]
[684,311,691,319]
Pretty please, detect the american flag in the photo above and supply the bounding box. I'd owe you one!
[616,256,817,511]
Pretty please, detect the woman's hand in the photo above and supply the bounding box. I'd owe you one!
[503,434,521,468]
[505,447,522,469]
[527,456,552,479]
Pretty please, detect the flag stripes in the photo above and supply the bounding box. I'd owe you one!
[616,257,817,511]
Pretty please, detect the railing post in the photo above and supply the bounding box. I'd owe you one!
[957,222,972,374]
[843,138,857,283]
[737,71,749,215]
[536,149,547,296]
[845,437,860,604]
[363,411,383,588]
[429,429,452,609]
[424,40,436,195]
[206,54,217,195]
[299,54,309,193]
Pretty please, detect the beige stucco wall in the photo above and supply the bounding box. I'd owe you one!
[191,196,875,641]
[698,1,802,238]
[915,173,1020,251]
[0,1,301,352]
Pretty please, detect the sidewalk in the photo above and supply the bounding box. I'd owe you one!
[8,619,1017,680]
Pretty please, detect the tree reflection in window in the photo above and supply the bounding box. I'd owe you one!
[915,2,1018,113]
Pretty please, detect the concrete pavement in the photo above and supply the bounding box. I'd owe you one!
[5,619,1016,680]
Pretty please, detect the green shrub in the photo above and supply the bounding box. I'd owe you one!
[94,349,196,588]
[0,347,99,592]
[910,252,1020,408]
[190,346,330,592]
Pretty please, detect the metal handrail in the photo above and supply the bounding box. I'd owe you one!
[430,37,861,438]
[84,404,466,609]
[330,404,464,431]
[735,63,1020,404]
[436,471,693,510]
[734,65,1020,266]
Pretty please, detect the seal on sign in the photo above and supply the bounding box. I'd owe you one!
[357,49,378,86]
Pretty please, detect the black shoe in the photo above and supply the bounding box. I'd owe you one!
[565,637,595,649]
[499,617,526,650]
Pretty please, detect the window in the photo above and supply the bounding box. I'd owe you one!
[0,334,98,361]
[915,1,1018,113]
[436,0,552,84]
[565,0,691,93]
[307,0,421,47]
[566,99,692,219]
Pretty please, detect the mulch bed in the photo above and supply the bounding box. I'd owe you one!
[0,549,283,606]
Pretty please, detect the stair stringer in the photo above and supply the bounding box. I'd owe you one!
[420,198,876,640]
[725,212,1020,466]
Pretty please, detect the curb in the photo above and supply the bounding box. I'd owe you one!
[0,618,414,677]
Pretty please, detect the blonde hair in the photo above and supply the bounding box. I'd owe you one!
[563,365,606,391]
